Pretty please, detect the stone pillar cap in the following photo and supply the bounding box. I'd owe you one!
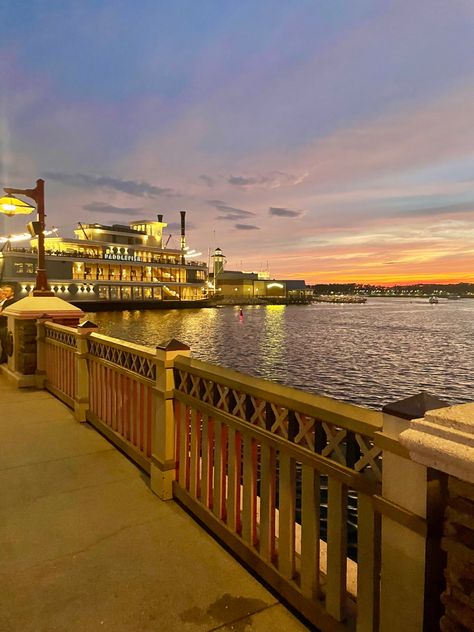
[4,296,84,319]
[400,403,474,483]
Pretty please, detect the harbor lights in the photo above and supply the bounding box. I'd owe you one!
[0,179,54,296]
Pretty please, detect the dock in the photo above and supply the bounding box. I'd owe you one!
[0,374,308,632]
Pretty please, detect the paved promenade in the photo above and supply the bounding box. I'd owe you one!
[0,373,310,632]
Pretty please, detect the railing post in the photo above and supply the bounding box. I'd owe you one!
[400,402,474,631]
[379,392,449,632]
[74,321,98,422]
[1,297,84,388]
[150,338,190,500]
[35,317,49,389]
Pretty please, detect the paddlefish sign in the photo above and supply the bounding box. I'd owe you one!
[103,248,142,262]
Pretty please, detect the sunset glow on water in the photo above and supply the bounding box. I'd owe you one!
[88,298,474,410]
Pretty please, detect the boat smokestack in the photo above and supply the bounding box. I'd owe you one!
[180,210,186,262]
[157,214,163,222]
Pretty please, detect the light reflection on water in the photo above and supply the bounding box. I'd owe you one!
[87,298,474,409]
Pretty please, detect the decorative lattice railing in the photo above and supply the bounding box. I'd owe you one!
[171,355,392,629]
[87,334,156,472]
[40,325,426,632]
[173,356,383,484]
[44,323,77,406]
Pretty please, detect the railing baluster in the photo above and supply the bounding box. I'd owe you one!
[212,418,227,520]
[147,384,153,458]
[89,359,94,412]
[60,348,64,392]
[242,435,257,546]
[62,348,66,393]
[102,364,107,423]
[106,365,112,425]
[227,427,241,533]
[201,414,213,508]
[178,402,189,489]
[68,348,73,397]
[118,373,124,436]
[134,379,140,449]
[92,360,97,416]
[123,375,129,440]
[326,477,348,621]
[278,452,296,579]
[300,464,320,599]
[139,382,145,452]
[142,383,149,455]
[100,364,106,422]
[112,369,118,431]
[189,408,200,499]
[357,493,380,632]
[130,377,136,446]
[259,443,276,562]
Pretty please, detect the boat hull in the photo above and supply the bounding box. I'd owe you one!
[70,299,212,312]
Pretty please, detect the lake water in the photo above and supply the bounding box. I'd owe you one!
[87,297,474,410]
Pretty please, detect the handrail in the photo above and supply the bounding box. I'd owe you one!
[174,355,382,434]
[88,331,155,359]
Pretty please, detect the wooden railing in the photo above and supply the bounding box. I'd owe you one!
[43,323,77,407]
[40,321,431,632]
[172,356,387,630]
[87,335,156,472]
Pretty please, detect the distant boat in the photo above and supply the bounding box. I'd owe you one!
[447,295,461,300]
[429,296,439,304]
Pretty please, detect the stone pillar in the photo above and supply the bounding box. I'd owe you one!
[74,321,98,422]
[35,318,49,389]
[1,296,84,387]
[379,392,449,632]
[150,338,190,501]
[400,403,474,631]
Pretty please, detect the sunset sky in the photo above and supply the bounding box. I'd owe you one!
[1,1,474,284]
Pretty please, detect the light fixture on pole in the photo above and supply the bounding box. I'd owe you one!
[0,178,54,296]
[0,194,35,216]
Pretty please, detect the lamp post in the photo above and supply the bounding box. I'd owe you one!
[0,179,53,296]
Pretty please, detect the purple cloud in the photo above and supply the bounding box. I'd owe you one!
[82,202,143,215]
[228,171,308,189]
[44,171,175,198]
[235,224,260,230]
[208,199,256,221]
[269,207,305,218]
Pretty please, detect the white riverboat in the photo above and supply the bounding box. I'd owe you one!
[0,213,209,310]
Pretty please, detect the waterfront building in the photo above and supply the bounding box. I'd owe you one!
[210,247,309,300]
[0,213,208,309]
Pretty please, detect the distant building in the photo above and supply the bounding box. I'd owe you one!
[209,247,309,300]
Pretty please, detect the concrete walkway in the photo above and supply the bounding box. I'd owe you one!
[0,373,311,632]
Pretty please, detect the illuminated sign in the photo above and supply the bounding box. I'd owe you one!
[103,248,142,262]
[267,282,284,289]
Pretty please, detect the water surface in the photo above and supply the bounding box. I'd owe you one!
[87,298,474,409]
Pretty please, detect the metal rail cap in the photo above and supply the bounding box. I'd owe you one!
[156,338,190,352]
[382,391,450,421]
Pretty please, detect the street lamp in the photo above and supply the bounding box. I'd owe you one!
[0,178,53,296]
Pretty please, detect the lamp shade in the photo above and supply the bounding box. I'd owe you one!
[0,194,35,216]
